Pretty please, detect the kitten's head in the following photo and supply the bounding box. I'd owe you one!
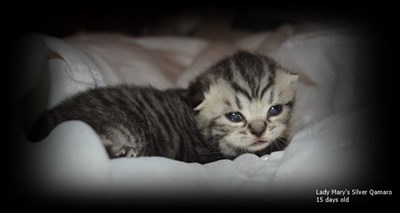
[188,51,298,157]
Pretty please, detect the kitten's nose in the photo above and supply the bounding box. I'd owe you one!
[248,120,266,137]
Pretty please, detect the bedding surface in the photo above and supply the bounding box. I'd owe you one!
[15,25,374,202]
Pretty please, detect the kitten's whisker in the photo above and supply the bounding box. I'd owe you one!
[269,136,288,152]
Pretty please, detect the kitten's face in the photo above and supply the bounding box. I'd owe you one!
[191,51,298,157]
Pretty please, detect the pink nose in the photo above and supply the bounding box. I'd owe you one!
[248,120,266,137]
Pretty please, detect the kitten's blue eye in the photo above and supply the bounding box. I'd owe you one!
[268,105,283,117]
[225,112,244,122]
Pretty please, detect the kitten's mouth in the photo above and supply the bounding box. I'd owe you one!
[250,140,268,146]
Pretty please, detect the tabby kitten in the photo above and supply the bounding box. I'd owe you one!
[28,51,298,163]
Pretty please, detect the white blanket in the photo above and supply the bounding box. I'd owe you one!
[15,25,373,202]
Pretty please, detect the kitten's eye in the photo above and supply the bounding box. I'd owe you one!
[268,105,283,117]
[225,112,244,122]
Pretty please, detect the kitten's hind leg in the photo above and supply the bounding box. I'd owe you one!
[100,126,144,159]
[106,143,138,158]
[102,138,139,158]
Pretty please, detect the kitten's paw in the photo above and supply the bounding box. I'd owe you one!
[125,148,138,157]
[107,145,138,158]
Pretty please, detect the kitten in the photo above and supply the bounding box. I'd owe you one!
[28,50,298,163]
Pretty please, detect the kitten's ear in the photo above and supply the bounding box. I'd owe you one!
[193,100,206,111]
[275,69,299,85]
[187,76,210,110]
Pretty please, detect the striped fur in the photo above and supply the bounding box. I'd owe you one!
[189,51,298,157]
[28,85,220,163]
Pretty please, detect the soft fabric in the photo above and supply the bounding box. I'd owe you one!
[16,25,372,199]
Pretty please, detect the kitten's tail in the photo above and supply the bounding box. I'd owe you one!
[27,110,60,142]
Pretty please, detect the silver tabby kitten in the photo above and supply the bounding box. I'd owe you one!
[28,51,298,163]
